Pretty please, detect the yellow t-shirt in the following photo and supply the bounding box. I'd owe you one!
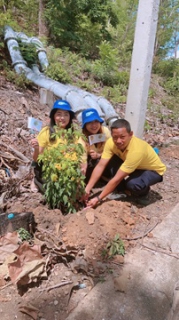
[81,126,111,155]
[102,135,166,175]
[37,126,87,163]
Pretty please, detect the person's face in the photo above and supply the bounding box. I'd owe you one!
[85,120,101,134]
[54,109,70,128]
[111,127,133,151]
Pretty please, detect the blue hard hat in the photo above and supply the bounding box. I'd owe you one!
[82,108,104,128]
[50,100,74,118]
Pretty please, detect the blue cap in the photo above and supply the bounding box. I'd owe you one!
[50,100,74,118]
[82,108,104,128]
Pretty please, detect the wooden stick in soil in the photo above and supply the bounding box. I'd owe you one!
[0,142,30,163]
[142,244,179,259]
[122,220,160,241]
[39,280,73,292]
[0,282,13,290]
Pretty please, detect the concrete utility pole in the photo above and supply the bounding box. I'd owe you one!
[125,0,160,138]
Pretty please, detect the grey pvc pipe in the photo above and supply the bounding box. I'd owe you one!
[15,31,49,71]
[4,25,118,126]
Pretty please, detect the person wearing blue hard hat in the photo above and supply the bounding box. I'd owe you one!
[80,108,111,184]
[30,99,85,192]
[49,100,74,126]
[31,99,75,161]
[82,108,104,128]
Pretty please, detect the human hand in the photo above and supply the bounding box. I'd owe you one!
[86,196,99,208]
[31,138,39,150]
[80,191,90,204]
[89,150,100,160]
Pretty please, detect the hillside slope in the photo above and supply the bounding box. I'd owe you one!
[0,74,179,319]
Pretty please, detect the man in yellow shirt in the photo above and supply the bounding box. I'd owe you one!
[84,119,166,207]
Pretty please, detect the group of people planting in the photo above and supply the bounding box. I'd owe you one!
[30,99,166,209]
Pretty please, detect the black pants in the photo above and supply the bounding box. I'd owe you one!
[106,155,163,196]
[85,155,121,186]
[32,161,44,193]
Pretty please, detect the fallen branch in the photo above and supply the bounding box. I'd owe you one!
[39,280,73,292]
[0,156,13,173]
[0,107,8,115]
[142,244,179,259]
[122,220,159,241]
[0,142,30,163]
[0,151,20,161]
[0,282,13,290]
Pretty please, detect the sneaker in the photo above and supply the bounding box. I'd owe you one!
[134,194,150,206]
[107,192,127,200]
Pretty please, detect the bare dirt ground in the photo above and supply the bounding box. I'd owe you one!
[0,77,179,320]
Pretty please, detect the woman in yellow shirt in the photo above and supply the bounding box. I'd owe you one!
[31,99,85,191]
[81,108,111,184]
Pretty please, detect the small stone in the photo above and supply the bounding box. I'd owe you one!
[147,232,153,238]
[54,300,59,306]
[122,216,135,226]
[113,255,125,264]
[113,270,130,293]
[85,209,95,225]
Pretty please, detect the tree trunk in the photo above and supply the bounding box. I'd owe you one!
[38,0,48,38]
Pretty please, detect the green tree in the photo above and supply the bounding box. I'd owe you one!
[44,0,118,57]
[0,0,38,33]
[108,0,138,66]
[154,0,179,59]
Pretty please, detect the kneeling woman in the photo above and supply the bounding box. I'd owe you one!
[31,99,86,191]
[81,108,111,184]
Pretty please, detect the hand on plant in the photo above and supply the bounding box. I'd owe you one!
[89,149,101,160]
[80,191,90,204]
[31,138,39,150]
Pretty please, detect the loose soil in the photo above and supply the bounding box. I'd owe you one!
[0,76,179,320]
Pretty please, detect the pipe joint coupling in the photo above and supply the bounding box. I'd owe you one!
[12,60,27,67]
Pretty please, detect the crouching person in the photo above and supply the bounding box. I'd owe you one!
[84,119,166,207]
[30,99,86,193]
[80,108,111,185]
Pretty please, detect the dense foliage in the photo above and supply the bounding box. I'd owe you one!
[1,0,179,102]
[38,125,86,213]
[1,0,179,60]
[44,0,118,57]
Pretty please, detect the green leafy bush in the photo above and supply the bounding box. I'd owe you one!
[38,125,86,214]
[91,41,129,86]
[17,228,31,241]
[18,40,39,67]
[153,58,179,78]
[5,69,32,88]
[164,76,179,95]
[106,234,125,257]
[45,63,71,83]
[45,47,71,83]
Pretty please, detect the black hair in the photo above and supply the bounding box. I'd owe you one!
[111,119,131,134]
[49,110,75,142]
